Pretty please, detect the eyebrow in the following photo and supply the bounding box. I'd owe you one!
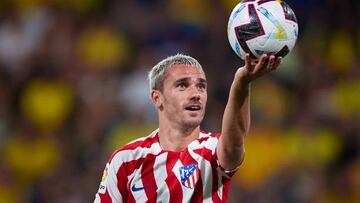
[174,77,207,84]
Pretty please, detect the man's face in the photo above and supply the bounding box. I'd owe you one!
[156,64,207,129]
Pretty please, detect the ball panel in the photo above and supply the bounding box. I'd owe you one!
[228,3,248,59]
[280,1,297,23]
[257,0,277,6]
[274,45,290,58]
[227,0,298,59]
[234,4,266,59]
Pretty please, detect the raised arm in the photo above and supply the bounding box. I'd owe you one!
[217,53,282,170]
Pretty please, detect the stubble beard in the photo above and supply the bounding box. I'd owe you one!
[180,111,205,132]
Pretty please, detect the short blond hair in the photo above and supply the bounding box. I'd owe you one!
[148,53,203,91]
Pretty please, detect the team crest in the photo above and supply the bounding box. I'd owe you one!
[179,164,200,189]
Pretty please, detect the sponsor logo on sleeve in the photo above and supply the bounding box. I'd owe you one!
[98,163,109,194]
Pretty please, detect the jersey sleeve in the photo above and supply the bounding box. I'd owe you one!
[94,151,126,203]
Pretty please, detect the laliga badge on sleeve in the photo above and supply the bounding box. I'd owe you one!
[98,163,109,194]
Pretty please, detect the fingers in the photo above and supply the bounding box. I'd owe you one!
[243,53,282,75]
[273,56,283,68]
[266,55,276,71]
[260,55,282,72]
[244,53,253,71]
[260,54,269,66]
[267,55,282,71]
[254,54,269,72]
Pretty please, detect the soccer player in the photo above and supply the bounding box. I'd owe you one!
[94,53,282,202]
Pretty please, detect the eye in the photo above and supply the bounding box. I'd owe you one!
[197,83,207,92]
[176,82,188,90]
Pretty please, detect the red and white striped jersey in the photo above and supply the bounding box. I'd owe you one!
[94,129,238,203]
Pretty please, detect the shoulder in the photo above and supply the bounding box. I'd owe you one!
[108,129,160,164]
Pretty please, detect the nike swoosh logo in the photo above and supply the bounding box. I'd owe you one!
[131,184,150,192]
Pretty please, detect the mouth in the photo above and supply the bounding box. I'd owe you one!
[185,104,202,111]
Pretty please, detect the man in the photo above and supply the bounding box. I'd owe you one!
[94,53,282,202]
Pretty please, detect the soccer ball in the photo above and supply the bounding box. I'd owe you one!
[227,0,298,60]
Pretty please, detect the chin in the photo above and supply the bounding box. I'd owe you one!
[183,117,203,129]
[183,122,201,130]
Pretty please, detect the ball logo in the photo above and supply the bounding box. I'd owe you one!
[257,7,287,40]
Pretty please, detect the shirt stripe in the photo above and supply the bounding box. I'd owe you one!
[129,164,147,202]
[154,152,170,203]
[141,155,157,202]
[166,152,183,203]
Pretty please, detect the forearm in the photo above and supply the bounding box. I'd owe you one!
[225,78,251,138]
[217,54,281,170]
[218,76,251,170]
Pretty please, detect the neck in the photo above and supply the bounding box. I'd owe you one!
[158,122,200,152]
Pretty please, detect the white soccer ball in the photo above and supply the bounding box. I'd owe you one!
[227,0,298,60]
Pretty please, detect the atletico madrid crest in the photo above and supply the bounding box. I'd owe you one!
[179,164,200,189]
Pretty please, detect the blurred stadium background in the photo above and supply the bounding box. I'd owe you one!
[0,0,359,202]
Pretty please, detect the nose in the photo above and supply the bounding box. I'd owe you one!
[189,86,201,101]
[190,93,200,101]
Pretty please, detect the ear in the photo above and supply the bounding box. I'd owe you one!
[151,90,163,109]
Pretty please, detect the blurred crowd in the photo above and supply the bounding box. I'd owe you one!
[0,0,359,202]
